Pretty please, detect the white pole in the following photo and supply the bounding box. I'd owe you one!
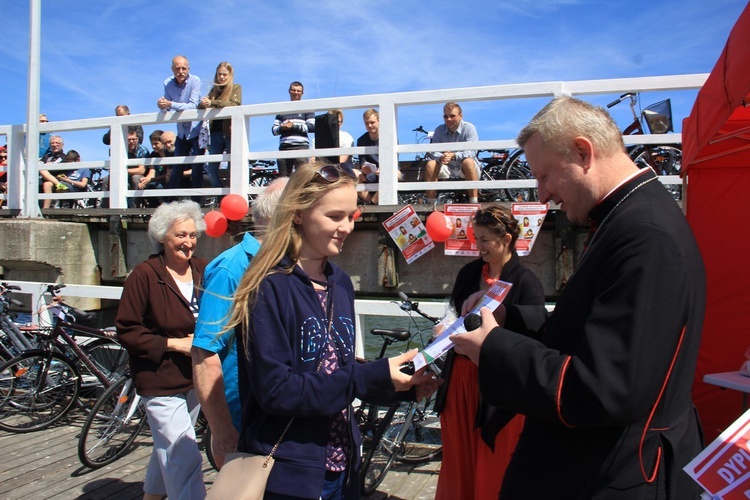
[24,0,42,218]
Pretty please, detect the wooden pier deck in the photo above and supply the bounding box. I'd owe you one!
[0,413,440,499]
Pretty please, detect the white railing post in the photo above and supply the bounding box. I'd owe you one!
[109,122,127,209]
[22,0,42,218]
[8,125,26,212]
[378,101,399,205]
[229,109,250,197]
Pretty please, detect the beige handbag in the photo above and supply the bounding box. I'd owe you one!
[206,418,293,500]
[206,451,275,500]
[208,300,332,499]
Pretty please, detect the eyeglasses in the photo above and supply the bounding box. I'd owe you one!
[443,114,459,119]
[315,164,357,183]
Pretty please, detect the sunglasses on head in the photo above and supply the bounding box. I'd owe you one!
[315,163,357,183]
[473,209,502,225]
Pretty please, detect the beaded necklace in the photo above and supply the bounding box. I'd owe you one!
[481,262,500,287]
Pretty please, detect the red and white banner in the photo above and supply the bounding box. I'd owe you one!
[684,408,750,499]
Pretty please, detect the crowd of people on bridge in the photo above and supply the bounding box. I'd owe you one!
[1,54,493,211]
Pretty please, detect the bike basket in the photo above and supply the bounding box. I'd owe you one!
[642,99,674,134]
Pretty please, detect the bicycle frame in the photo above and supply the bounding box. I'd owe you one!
[110,377,142,424]
[35,284,124,391]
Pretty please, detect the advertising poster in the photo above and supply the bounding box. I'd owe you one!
[413,280,513,371]
[444,204,480,257]
[382,204,434,264]
[512,202,548,256]
[684,408,750,499]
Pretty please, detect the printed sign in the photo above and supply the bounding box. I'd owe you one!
[413,280,513,371]
[511,202,548,256]
[382,205,434,264]
[444,204,480,256]
[684,408,750,499]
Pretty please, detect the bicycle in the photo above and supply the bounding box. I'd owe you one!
[77,372,148,469]
[476,149,538,203]
[0,284,127,432]
[359,292,443,496]
[607,92,682,199]
[0,283,38,362]
[248,159,280,201]
[404,127,537,204]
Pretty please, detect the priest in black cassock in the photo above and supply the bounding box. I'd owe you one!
[451,96,706,500]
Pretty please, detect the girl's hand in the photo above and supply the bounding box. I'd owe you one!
[387,349,442,395]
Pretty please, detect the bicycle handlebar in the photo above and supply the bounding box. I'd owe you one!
[397,292,441,325]
[607,92,636,108]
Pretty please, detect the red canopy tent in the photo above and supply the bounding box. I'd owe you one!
[683,2,750,442]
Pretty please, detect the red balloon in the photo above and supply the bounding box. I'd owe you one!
[425,211,453,242]
[204,210,228,238]
[467,223,476,243]
[220,194,249,221]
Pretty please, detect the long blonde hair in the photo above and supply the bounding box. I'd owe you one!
[226,161,357,343]
[209,61,235,102]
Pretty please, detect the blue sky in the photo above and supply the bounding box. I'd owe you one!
[1,0,747,163]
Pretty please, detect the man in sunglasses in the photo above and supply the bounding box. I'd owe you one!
[423,102,480,204]
[451,97,706,499]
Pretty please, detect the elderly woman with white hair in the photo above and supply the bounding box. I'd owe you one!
[116,200,208,500]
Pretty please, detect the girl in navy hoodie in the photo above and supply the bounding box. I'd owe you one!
[225,162,438,500]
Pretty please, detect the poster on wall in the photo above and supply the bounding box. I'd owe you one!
[444,204,480,257]
[382,205,434,264]
[511,202,548,256]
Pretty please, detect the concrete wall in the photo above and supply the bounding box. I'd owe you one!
[0,213,586,311]
[0,220,101,310]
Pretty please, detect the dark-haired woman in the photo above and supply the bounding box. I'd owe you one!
[434,205,547,500]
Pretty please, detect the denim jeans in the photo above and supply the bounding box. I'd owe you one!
[206,130,228,189]
[168,135,201,190]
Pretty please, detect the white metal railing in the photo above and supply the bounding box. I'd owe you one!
[3,280,449,360]
[0,74,707,216]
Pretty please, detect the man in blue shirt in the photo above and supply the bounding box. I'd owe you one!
[192,177,288,469]
[424,102,481,203]
[157,55,202,191]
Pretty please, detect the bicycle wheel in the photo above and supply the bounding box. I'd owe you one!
[478,162,506,202]
[504,150,538,202]
[359,404,401,496]
[202,425,220,472]
[0,350,80,432]
[394,397,442,463]
[78,376,148,469]
[76,336,128,411]
[630,145,682,200]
